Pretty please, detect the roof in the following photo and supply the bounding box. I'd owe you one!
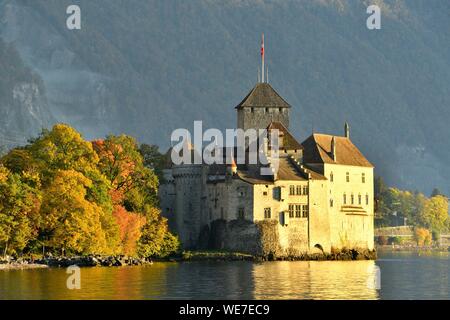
[235,83,291,109]
[267,121,303,151]
[301,133,373,168]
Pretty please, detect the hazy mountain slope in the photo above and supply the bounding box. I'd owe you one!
[0,38,52,149]
[0,0,449,195]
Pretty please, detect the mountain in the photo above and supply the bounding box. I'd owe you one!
[0,0,449,195]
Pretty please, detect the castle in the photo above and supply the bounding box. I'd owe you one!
[160,77,374,257]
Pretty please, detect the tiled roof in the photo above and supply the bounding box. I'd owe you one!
[302,134,373,168]
[235,83,291,109]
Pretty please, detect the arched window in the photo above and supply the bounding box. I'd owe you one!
[343,193,347,204]
[346,172,350,182]
[330,172,334,182]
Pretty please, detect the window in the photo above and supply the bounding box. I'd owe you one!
[264,207,271,219]
[289,185,295,195]
[265,107,269,113]
[288,205,294,218]
[330,172,334,182]
[279,108,283,113]
[362,173,366,183]
[263,191,268,196]
[358,194,362,205]
[296,185,302,195]
[351,194,354,205]
[295,205,302,218]
[366,194,369,205]
[343,193,347,204]
[330,199,334,207]
[346,172,350,182]
[302,205,309,218]
[303,186,309,195]
[238,208,245,220]
[251,107,254,113]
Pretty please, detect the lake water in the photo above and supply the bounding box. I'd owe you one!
[0,251,448,300]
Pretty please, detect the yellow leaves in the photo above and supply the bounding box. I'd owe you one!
[414,227,432,246]
[0,165,10,183]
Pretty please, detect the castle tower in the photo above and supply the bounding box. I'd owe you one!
[236,35,291,130]
[236,83,291,130]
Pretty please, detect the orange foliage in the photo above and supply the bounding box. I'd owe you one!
[112,205,146,256]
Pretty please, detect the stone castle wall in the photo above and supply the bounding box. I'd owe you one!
[237,107,289,131]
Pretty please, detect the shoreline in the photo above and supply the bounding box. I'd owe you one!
[0,248,378,270]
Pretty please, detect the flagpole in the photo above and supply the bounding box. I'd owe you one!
[261,33,265,83]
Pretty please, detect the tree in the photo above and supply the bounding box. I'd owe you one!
[139,144,167,181]
[0,166,40,256]
[414,227,432,246]
[29,124,100,185]
[418,195,448,235]
[40,170,108,255]
[112,205,146,256]
[137,206,180,258]
[431,188,444,198]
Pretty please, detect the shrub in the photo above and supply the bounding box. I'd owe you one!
[414,227,432,246]
[377,235,388,245]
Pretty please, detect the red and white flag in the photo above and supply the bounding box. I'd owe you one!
[261,33,264,58]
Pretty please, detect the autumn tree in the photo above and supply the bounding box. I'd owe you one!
[40,170,109,255]
[0,166,40,256]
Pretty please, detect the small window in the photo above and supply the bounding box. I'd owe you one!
[346,172,350,182]
[362,173,366,183]
[238,208,245,220]
[295,205,301,218]
[263,191,268,196]
[302,205,308,218]
[351,194,354,205]
[330,172,334,182]
[251,107,254,113]
[343,193,347,204]
[296,185,302,195]
[279,108,283,113]
[366,194,369,205]
[330,199,334,207]
[264,207,271,219]
[288,204,294,218]
[265,108,269,113]
[289,185,295,195]
[358,194,362,205]
[303,186,309,195]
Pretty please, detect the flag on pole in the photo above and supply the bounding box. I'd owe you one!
[261,33,264,58]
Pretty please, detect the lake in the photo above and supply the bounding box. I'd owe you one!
[0,251,448,300]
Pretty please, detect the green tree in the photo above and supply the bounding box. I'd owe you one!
[418,195,448,235]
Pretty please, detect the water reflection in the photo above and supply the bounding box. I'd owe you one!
[252,260,379,300]
[0,252,448,300]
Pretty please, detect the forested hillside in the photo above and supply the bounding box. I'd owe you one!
[0,0,449,194]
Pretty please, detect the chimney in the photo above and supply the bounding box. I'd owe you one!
[345,122,350,139]
[331,136,337,162]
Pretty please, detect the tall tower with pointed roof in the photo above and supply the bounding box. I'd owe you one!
[236,83,291,130]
